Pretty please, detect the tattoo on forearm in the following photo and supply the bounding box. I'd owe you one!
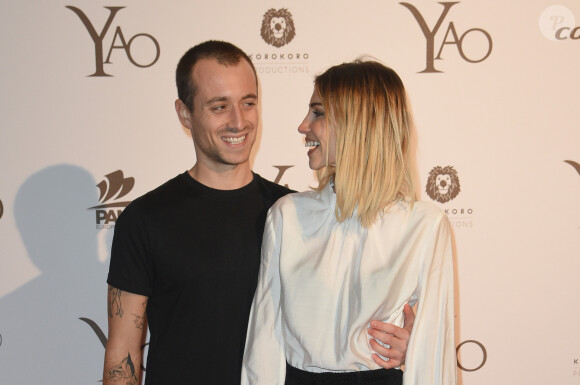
[106,353,138,385]
[132,314,144,329]
[108,287,123,318]
[131,300,147,329]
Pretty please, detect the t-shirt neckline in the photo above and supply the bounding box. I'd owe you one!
[180,171,259,196]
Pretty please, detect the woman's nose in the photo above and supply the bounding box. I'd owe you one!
[297,116,310,134]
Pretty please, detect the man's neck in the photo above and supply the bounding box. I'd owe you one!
[188,162,253,190]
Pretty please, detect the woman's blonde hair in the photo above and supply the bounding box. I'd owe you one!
[314,59,416,227]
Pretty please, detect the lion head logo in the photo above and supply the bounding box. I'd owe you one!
[260,8,296,48]
[426,166,461,203]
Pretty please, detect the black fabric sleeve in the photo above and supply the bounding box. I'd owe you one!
[107,201,154,297]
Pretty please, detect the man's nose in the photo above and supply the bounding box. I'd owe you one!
[229,106,244,129]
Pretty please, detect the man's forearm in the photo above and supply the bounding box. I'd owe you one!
[103,347,142,385]
[103,286,148,385]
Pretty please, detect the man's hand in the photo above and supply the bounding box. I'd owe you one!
[367,303,416,369]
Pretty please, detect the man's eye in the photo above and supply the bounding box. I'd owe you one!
[212,105,227,112]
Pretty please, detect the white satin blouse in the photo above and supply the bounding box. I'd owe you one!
[241,183,456,385]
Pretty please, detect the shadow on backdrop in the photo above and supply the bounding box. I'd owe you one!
[0,164,110,384]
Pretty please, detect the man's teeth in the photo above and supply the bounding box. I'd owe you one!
[305,141,320,148]
[223,135,245,144]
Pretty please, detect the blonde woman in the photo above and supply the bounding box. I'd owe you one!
[242,60,456,385]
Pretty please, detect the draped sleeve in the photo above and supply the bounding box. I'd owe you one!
[241,204,287,384]
[403,212,457,385]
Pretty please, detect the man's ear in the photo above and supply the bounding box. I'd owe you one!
[175,99,192,128]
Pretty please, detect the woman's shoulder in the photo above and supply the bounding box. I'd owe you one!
[410,200,446,218]
[388,199,448,226]
[406,201,451,233]
[268,189,332,225]
[273,189,323,208]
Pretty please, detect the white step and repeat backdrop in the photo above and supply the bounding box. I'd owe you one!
[1,1,579,384]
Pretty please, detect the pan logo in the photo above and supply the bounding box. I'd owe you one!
[66,6,160,77]
[539,5,577,41]
[400,2,493,73]
[261,8,296,47]
[88,170,135,229]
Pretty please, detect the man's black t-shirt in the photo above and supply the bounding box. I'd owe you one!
[107,172,292,384]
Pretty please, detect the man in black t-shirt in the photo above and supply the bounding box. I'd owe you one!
[102,41,414,385]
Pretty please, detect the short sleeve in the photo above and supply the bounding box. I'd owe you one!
[107,202,154,297]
